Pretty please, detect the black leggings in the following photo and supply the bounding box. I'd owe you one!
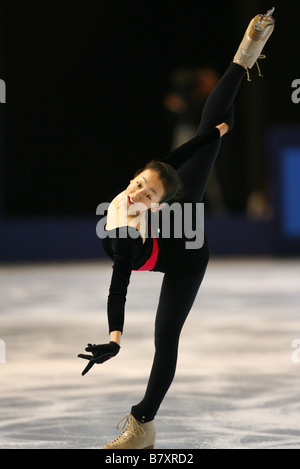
[131,63,246,423]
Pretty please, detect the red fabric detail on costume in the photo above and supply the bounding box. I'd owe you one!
[134,225,159,271]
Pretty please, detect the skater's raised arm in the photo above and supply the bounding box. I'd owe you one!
[216,122,229,137]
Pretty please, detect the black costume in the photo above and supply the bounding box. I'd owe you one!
[101,63,246,422]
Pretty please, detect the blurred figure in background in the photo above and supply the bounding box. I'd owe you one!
[163,67,219,150]
[163,67,228,215]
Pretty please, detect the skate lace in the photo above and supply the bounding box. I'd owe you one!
[247,54,266,81]
[111,414,145,444]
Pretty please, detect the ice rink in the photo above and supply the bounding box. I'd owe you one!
[1,258,300,449]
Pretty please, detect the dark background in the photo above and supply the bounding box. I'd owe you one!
[0,0,299,261]
[1,0,299,217]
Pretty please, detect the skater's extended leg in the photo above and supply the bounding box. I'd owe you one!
[131,269,207,422]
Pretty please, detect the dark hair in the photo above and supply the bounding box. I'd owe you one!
[134,160,185,204]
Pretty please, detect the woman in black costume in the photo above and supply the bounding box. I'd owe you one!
[79,9,275,449]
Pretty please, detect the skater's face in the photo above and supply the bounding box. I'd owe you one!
[125,169,166,212]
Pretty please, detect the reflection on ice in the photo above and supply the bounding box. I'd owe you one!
[1,260,300,448]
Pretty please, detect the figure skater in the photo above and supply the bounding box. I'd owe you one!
[78,8,275,449]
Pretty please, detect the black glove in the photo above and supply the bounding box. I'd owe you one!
[78,341,120,376]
